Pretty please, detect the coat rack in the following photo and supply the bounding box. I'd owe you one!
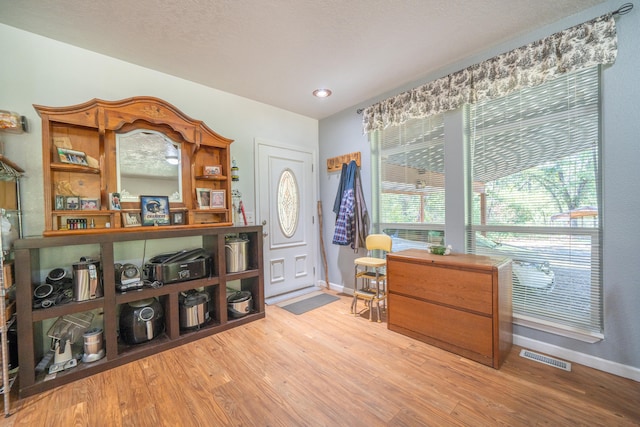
[326,151,361,172]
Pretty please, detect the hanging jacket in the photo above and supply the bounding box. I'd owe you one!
[351,166,369,252]
[332,188,355,246]
[333,163,348,217]
[332,160,368,250]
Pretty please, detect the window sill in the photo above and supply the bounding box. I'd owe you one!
[513,314,604,343]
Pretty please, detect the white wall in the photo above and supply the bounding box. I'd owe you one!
[319,0,640,377]
[0,24,318,238]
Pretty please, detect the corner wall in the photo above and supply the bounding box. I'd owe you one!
[0,24,318,238]
[319,0,640,375]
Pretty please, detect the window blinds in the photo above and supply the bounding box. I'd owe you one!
[378,114,446,228]
[468,67,602,337]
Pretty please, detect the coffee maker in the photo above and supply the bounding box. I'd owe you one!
[73,257,103,301]
[72,257,103,301]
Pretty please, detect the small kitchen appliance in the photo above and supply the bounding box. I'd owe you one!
[179,290,210,329]
[47,312,94,374]
[144,248,211,284]
[72,257,103,301]
[114,263,144,292]
[225,237,249,273]
[227,290,252,318]
[119,298,164,344]
[81,327,105,362]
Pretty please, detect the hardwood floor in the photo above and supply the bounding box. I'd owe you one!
[2,290,639,426]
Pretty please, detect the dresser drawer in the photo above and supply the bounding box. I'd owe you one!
[388,260,493,315]
[388,293,494,360]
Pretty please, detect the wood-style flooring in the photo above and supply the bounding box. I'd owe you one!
[2,290,639,426]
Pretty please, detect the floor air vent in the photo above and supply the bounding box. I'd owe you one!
[519,349,572,371]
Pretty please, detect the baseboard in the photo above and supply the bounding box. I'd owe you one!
[317,280,349,295]
[514,335,640,382]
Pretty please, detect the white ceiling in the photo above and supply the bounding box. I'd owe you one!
[1,0,606,120]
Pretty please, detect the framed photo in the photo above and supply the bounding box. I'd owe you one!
[57,148,89,166]
[211,190,226,209]
[65,196,80,210]
[203,165,222,176]
[55,195,66,210]
[121,211,141,227]
[140,195,171,226]
[196,188,211,209]
[171,211,185,225]
[80,198,100,210]
[109,192,122,210]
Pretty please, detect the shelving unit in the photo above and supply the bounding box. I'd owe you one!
[14,225,264,397]
[1,244,18,417]
[0,154,23,416]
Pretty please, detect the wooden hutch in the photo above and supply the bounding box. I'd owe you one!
[14,97,264,397]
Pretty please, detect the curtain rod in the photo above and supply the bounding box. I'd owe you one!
[356,2,634,116]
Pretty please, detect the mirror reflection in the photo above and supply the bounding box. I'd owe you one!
[116,129,182,202]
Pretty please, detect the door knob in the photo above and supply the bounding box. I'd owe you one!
[261,220,267,226]
[263,232,269,237]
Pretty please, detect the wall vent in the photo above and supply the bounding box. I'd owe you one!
[519,349,572,371]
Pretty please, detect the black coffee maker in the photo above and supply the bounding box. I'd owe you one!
[119,298,164,345]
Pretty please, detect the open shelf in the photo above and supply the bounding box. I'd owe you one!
[14,225,264,397]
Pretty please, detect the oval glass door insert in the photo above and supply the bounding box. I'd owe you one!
[277,168,299,237]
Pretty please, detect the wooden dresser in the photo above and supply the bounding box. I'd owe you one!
[387,249,512,368]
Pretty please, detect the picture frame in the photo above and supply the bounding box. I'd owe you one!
[55,195,66,210]
[211,190,226,209]
[140,195,171,226]
[171,211,185,225]
[196,188,211,209]
[80,198,100,210]
[65,196,80,210]
[121,211,142,228]
[109,192,122,210]
[57,147,89,166]
[203,165,222,176]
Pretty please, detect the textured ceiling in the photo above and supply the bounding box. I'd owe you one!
[0,0,606,119]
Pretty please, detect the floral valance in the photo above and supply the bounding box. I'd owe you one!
[362,14,617,134]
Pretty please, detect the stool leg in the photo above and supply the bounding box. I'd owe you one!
[374,269,380,322]
[352,265,358,314]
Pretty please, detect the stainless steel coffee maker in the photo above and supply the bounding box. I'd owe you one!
[72,257,103,301]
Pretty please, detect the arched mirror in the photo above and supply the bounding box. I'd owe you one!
[116,129,182,202]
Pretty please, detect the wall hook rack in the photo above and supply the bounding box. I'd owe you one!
[326,151,361,172]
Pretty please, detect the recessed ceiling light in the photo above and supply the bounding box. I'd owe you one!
[313,89,332,98]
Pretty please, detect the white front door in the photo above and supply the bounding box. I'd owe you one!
[255,139,316,299]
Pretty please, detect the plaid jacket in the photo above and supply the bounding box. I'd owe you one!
[332,188,355,245]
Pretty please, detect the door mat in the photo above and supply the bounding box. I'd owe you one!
[279,293,340,315]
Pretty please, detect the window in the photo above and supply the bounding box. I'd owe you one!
[468,67,602,339]
[372,114,445,250]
